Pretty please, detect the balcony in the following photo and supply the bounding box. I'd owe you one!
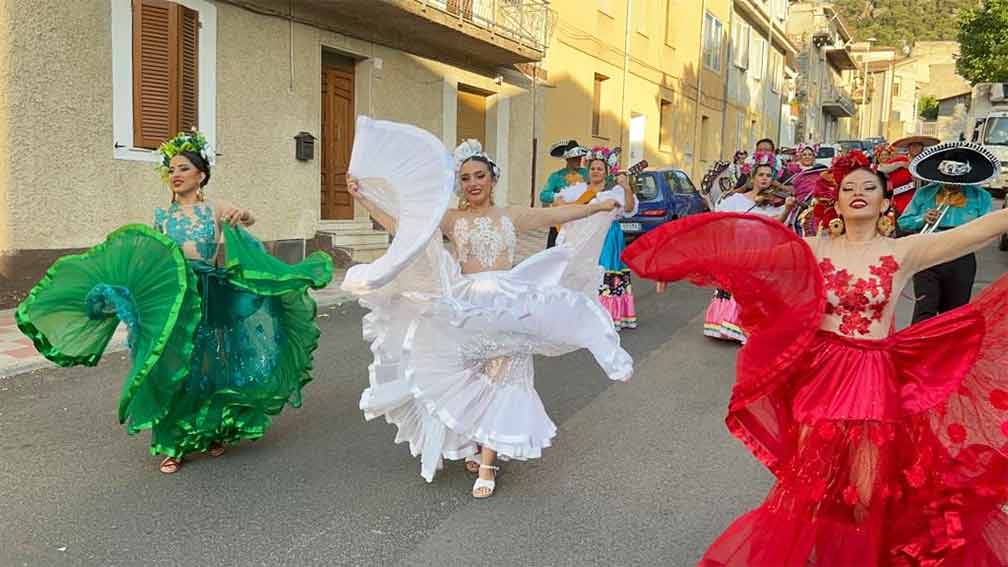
[825,46,857,71]
[822,86,855,117]
[276,0,554,69]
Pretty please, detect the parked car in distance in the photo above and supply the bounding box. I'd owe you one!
[816,144,841,167]
[837,140,866,154]
[621,167,709,240]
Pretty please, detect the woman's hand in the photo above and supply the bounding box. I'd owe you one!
[615,173,629,188]
[219,206,249,226]
[784,196,797,212]
[348,176,363,200]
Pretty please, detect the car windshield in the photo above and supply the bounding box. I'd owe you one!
[839,141,862,151]
[817,147,836,158]
[985,117,1008,146]
[633,174,661,201]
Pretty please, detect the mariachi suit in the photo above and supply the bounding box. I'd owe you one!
[897,183,992,322]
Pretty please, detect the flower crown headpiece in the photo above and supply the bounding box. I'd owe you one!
[586,146,622,174]
[453,139,501,190]
[830,150,871,185]
[156,130,215,182]
[795,143,819,155]
[741,150,781,178]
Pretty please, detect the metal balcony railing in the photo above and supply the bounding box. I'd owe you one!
[421,0,556,54]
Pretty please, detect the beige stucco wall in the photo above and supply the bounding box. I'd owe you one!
[0,0,10,252]
[0,0,537,253]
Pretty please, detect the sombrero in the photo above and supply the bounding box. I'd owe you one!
[550,139,584,159]
[892,135,939,148]
[909,142,1001,186]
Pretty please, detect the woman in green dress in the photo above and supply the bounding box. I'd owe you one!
[16,131,333,474]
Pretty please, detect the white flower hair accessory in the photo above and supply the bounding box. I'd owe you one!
[453,139,501,186]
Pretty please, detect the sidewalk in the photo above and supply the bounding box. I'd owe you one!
[0,229,550,379]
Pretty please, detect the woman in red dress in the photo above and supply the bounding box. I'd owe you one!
[623,149,1008,566]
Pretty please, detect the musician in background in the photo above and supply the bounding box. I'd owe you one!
[898,143,996,322]
[540,139,589,248]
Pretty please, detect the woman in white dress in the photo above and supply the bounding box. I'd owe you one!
[343,118,633,499]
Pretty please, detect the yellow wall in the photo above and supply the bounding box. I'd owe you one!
[538,0,731,192]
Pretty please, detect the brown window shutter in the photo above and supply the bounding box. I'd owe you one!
[179,5,199,132]
[132,0,178,149]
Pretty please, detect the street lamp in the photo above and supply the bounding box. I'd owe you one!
[860,37,877,138]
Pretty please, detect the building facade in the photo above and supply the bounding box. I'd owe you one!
[723,0,797,153]
[0,0,551,305]
[786,2,856,144]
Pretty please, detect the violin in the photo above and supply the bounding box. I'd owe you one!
[754,185,793,207]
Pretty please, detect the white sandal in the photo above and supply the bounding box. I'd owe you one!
[472,464,499,499]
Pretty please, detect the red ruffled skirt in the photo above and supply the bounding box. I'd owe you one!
[623,213,1008,566]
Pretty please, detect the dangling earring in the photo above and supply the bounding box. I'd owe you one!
[828,216,845,237]
[877,212,895,236]
[196,187,206,202]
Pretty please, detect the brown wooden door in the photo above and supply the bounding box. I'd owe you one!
[321,63,355,220]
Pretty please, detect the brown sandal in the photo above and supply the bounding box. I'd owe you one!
[207,442,225,457]
[159,457,181,474]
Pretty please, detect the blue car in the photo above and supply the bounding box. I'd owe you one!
[620,168,709,240]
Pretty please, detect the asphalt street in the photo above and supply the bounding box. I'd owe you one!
[2,241,1006,567]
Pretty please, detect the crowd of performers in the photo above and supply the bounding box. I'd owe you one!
[15,116,1008,565]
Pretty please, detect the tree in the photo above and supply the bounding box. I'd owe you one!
[957,0,1008,84]
[833,0,976,47]
[918,95,940,120]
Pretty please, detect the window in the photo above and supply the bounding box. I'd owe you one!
[592,73,608,137]
[893,80,901,97]
[635,0,649,35]
[751,35,765,80]
[659,99,674,152]
[731,19,749,69]
[702,13,723,72]
[663,170,695,194]
[633,174,661,201]
[112,0,216,160]
[817,146,836,159]
[769,50,782,93]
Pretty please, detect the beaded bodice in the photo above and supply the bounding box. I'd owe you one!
[154,202,218,262]
[451,214,518,273]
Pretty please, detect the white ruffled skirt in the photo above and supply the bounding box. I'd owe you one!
[359,252,631,482]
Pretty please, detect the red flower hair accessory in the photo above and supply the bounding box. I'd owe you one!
[830,150,871,185]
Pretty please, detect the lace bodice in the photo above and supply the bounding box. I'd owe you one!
[451,214,517,273]
[809,236,914,339]
[154,202,219,262]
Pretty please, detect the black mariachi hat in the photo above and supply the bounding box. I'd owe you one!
[909,142,1001,186]
[550,139,582,158]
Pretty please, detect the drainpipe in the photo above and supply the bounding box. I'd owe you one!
[719,5,733,158]
[693,0,707,176]
[761,5,772,140]
[619,0,632,150]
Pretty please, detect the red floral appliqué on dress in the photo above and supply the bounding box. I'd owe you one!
[818,255,899,336]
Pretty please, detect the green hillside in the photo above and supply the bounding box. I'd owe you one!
[832,0,976,48]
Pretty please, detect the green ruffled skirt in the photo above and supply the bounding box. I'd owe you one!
[16,224,333,458]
